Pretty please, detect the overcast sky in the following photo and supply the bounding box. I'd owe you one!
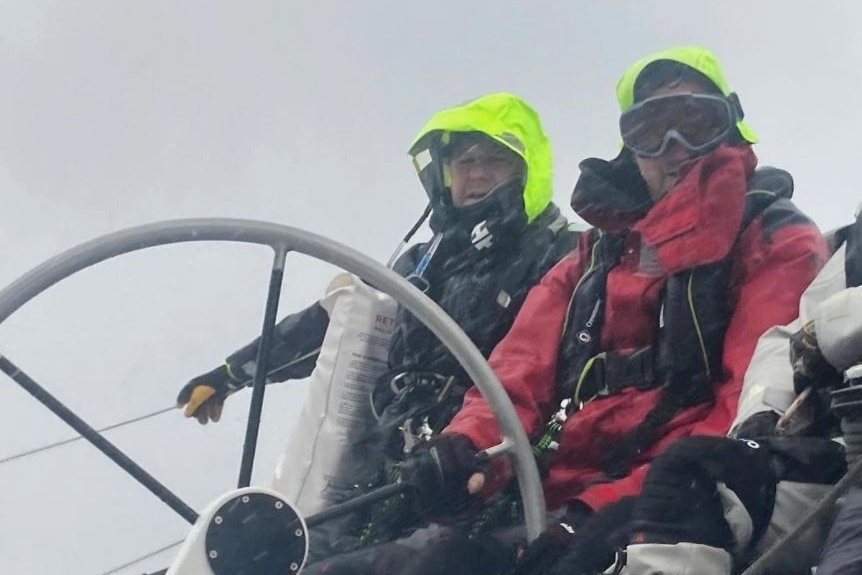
[1,2,860,574]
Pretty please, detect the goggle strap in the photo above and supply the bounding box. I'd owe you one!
[727,92,744,121]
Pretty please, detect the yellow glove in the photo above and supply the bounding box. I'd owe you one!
[176,364,244,424]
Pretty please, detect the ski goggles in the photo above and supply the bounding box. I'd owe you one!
[619,93,735,158]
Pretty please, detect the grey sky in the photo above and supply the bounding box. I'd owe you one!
[1,2,860,574]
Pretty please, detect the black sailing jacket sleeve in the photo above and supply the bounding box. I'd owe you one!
[224,301,329,384]
[222,244,424,385]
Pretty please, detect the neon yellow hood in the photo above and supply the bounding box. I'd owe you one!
[408,92,553,224]
[616,45,757,144]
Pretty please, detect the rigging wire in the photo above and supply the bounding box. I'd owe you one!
[0,405,176,465]
[95,538,182,575]
[0,318,334,468]
[0,351,319,467]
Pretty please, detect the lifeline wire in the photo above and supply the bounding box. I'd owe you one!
[0,349,323,467]
[0,405,176,465]
[95,539,183,575]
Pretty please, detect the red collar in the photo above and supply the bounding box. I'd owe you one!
[633,144,757,274]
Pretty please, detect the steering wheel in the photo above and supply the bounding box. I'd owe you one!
[0,219,546,549]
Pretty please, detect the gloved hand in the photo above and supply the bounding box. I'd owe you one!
[631,436,777,553]
[511,498,634,575]
[790,320,843,394]
[176,364,245,424]
[398,434,483,515]
[511,503,589,575]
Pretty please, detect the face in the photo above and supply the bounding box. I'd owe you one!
[632,81,716,201]
[448,139,524,207]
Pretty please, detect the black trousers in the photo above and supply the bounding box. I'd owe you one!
[302,518,534,575]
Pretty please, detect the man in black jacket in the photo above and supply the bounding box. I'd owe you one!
[175,92,579,547]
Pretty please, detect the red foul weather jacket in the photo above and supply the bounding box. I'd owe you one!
[444,145,827,512]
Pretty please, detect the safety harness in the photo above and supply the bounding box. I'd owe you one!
[352,206,578,548]
[535,176,790,478]
[371,205,576,457]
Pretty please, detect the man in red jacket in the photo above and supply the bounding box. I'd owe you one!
[391,46,828,575]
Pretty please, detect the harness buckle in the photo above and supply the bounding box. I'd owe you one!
[591,352,610,397]
[583,347,658,398]
[390,371,448,394]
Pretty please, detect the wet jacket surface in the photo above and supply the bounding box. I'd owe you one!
[224,204,576,387]
[445,145,828,511]
[387,206,575,381]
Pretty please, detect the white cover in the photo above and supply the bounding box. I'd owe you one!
[623,543,732,575]
[271,272,398,514]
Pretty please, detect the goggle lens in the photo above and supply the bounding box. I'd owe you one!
[620,94,733,157]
